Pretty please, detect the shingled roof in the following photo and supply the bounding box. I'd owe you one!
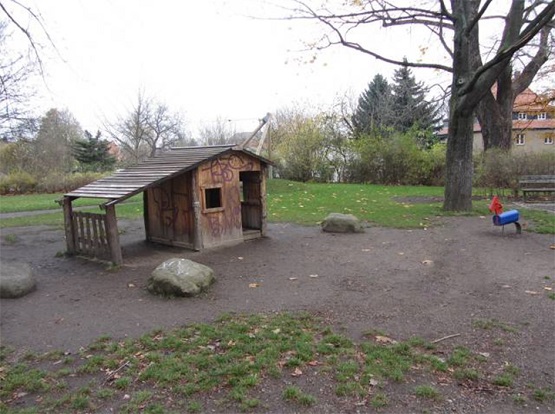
[64,145,270,206]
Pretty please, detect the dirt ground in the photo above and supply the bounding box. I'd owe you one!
[1,215,554,412]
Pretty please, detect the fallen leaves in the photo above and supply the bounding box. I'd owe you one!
[248,283,260,288]
[421,259,434,265]
[525,290,539,295]
[291,367,303,377]
[375,335,397,344]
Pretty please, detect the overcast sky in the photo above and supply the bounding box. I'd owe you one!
[0,0,443,135]
[7,0,530,136]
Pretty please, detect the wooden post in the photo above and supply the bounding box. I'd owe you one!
[62,197,76,254]
[260,166,268,237]
[143,190,150,242]
[105,204,123,265]
[191,170,203,251]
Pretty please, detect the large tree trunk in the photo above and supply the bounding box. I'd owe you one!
[444,109,474,211]
[443,0,479,211]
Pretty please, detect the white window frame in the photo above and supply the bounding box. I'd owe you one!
[517,112,527,120]
[537,112,547,120]
[515,133,525,146]
[544,136,554,145]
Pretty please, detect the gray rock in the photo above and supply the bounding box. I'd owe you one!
[321,213,365,233]
[0,262,36,298]
[148,258,215,297]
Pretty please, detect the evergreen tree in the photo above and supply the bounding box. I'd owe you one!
[352,74,393,137]
[391,61,439,133]
[72,130,116,172]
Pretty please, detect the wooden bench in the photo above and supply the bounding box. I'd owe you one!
[518,175,555,201]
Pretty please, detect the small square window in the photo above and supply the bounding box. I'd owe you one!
[538,112,547,120]
[204,187,222,209]
[545,136,554,145]
[515,134,525,145]
[517,112,527,120]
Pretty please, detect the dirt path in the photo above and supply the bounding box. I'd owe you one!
[1,216,554,412]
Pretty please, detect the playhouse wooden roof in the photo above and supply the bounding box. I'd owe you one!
[64,145,270,206]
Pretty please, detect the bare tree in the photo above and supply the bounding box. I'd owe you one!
[198,117,238,146]
[0,21,35,133]
[0,0,60,133]
[145,102,185,156]
[289,0,555,211]
[104,91,187,164]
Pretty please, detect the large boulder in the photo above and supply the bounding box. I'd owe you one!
[0,262,36,298]
[148,258,215,297]
[321,213,365,233]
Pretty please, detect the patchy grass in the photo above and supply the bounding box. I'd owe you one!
[2,233,18,244]
[283,386,317,406]
[414,384,441,400]
[522,209,555,234]
[472,318,518,333]
[1,312,551,413]
[532,387,555,402]
[493,364,521,388]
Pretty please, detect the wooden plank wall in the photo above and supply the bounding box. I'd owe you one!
[197,153,261,248]
[145,172,194,247]
[72,212,111,260]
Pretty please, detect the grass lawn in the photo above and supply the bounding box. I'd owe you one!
[1,180,553,233]
[268,180,448,228]
[0,194,105,213]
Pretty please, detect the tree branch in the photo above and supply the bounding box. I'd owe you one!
[301,1,453,72]
[466,0,494,35]
[0,1,44,75]
[513,25,552,95]
[459,1,555,99]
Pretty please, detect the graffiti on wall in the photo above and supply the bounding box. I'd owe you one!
[207,186,242,239]
[152,187,190,232]
[202,154,254,183]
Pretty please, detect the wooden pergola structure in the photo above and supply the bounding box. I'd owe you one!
[61,145,271,265]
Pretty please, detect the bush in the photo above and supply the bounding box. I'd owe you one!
[346,134,446,186]
[0,171,38,194]
[36,172,106,194]
[0,172,106,195]
[474,150,555,193]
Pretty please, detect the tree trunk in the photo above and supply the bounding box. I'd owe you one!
[443,0,479,211]
[476,93,513,151]
[475,13,551,151]
[444,109,474,211]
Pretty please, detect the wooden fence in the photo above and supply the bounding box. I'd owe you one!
[72,212,110,260]
[62,198,122,265]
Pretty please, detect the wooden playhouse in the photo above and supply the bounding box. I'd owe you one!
[61,145,271,265]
